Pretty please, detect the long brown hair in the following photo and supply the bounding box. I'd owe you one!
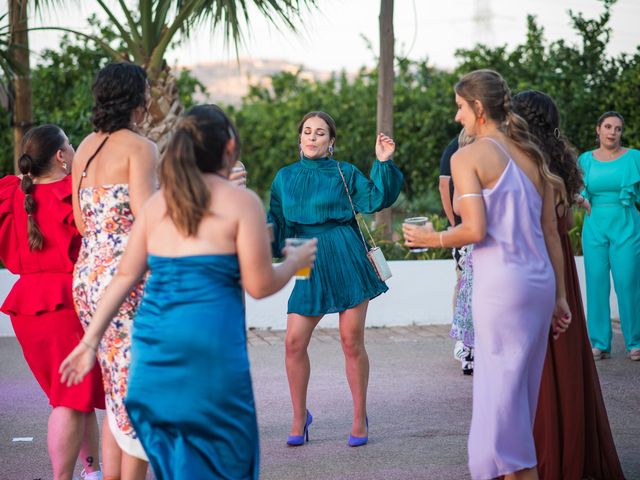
[455,70,567,202]
[19,125,66,250]
[512,90,582,202]
[160,105,239,236]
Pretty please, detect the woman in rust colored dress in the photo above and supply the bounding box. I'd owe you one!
[513,90,624,480]
[0,125,105,480]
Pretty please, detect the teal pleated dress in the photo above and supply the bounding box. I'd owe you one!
[268,157,404,316]
[125,255,259,480]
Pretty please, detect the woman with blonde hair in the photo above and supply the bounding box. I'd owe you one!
[404,70,570,480]
[61,104,317,479]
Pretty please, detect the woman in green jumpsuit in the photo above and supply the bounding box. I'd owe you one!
[578,111,640,361]
[268,111,403,447]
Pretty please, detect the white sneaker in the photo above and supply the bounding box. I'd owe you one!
[81,470,103,480]
[453,341,466,362]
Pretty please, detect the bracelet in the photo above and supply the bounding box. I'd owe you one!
[439,231,445,248]
[81,340,97,352]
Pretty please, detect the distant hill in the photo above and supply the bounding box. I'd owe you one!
[180,58,335,106]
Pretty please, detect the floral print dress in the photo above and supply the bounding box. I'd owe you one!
[450,244,474,347]
[73,184,147,460]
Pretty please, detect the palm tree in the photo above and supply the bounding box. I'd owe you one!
[37,0,318,152]
[375,0,394,239]
[7,1,32,172]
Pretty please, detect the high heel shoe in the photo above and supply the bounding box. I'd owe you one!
[348,416,369,447]
[287,410,312,446]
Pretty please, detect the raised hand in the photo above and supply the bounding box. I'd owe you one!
[375,133,396,162]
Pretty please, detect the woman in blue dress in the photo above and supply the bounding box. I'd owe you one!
[268,111,403,447]
[60,104,318,479]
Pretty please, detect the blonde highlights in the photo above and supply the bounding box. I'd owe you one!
[455,70,567,203]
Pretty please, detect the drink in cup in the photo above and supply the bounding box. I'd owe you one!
[285,238,313,279]
[403,217,430,253]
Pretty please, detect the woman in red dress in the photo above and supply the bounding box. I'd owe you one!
[0,125,105,480]
[513,91,625,480]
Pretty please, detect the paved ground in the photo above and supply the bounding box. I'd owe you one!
[1,325,638,480]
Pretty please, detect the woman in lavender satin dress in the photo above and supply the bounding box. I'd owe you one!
[403,70,571,480]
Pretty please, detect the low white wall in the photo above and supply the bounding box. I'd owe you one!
[0,258,619,336]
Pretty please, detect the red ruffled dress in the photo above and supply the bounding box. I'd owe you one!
[0,175,104,412]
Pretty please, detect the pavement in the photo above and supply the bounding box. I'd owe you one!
[1,324,638,480]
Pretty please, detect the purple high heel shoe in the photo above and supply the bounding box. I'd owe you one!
[348,416,369,447]
[287,410,312,446]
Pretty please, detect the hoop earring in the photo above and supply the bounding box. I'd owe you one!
[553,127,560,139]
[329,145,334,157]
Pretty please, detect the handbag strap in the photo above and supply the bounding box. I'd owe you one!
[77,135,110,194]
[336,162,377,250]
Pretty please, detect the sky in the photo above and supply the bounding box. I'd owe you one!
[26,0,640,72]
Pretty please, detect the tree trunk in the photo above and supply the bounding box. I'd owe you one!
[140,66,184,155]
[9,0,31,173]
[375,0,395,240]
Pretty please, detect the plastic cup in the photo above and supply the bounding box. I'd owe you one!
[403,217,430,253]
[285,238,313,279]
[231,160,245,174]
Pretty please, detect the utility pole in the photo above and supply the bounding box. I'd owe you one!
[375,0,394,240]
[9,0,32,173]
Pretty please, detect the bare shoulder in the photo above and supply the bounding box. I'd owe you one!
[141,191,166,221]
[451,142,485,168]
[213,180,264,215]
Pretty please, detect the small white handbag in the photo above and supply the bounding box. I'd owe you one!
[337,163,393,282]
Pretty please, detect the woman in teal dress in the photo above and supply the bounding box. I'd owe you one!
[578,111,640,361]
[60,104,318,479]
[268,111,403,447]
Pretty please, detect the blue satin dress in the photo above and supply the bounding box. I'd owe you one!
[125,255,259,480]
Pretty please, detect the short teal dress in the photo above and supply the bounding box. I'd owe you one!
[268,156,403,316]
[125,255,259,480]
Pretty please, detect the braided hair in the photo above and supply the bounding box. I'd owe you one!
[19,125,67,250]
[512,90,582,203]
[161,105,239,236]
[455,70,567,203]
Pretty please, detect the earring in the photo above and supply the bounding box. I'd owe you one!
[299,144,303,160]
[329,145,334,157]
[479,116,486,125]
[62,162,68,173]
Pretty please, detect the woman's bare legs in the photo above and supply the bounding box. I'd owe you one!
[285,313,323,435]
[338,301,369,437]
[121,453,148,480]
[505,466,539,480]
[47,407,84,480]
[101,417,121,479]
[78,410,100,475]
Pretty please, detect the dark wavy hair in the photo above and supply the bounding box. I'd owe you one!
[512,90,583,203]
[161,104,239,236]
[19,125,67,250]
[91,62,148,133]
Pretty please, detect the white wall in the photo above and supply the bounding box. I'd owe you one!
[0,258,619,336]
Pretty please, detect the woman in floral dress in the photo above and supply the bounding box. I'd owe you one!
[71,62,158,480]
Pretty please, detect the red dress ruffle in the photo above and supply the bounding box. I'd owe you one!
[0,175,104,411]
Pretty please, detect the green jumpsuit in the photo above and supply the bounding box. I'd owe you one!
[579,148,640,353]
